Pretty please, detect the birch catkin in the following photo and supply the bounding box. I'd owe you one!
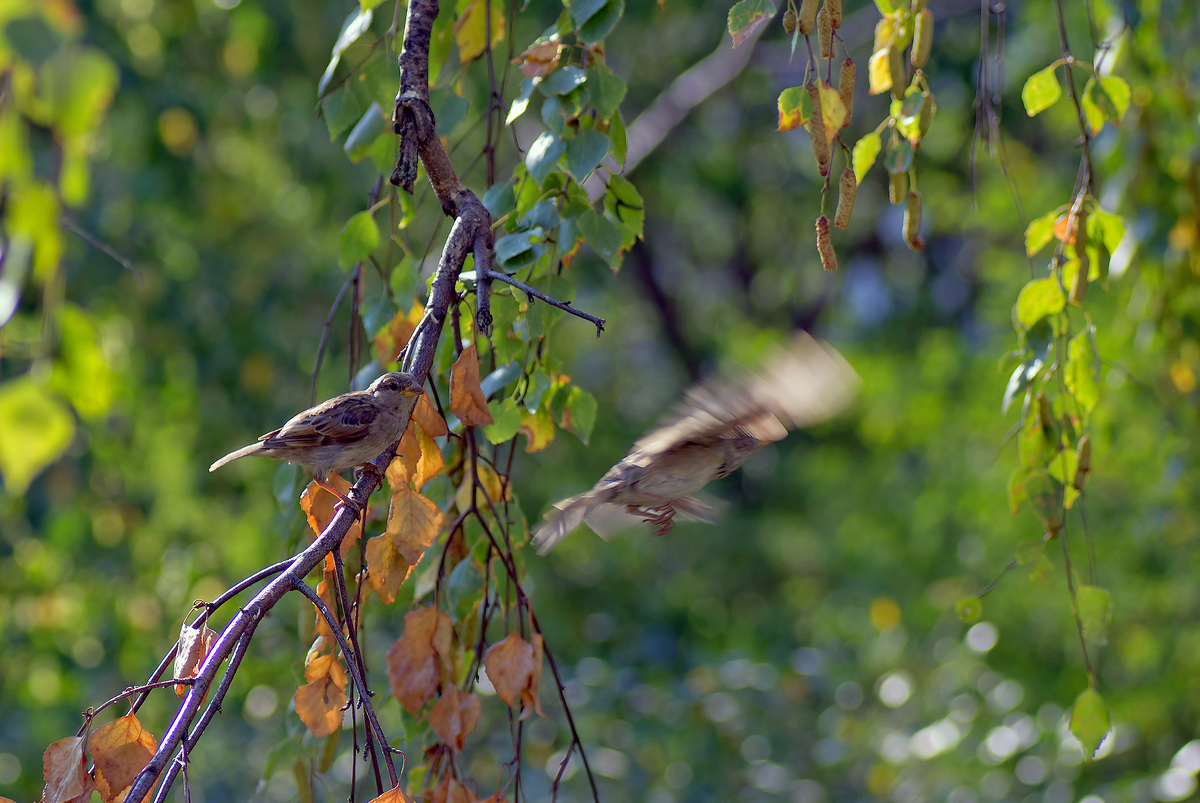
[816,215,837,271]
[834,168,856,229]
[807,81,830,176]
[817,6,833,59]
[826,0,841,29]
[797,0,819,35]
[838,57,855,128]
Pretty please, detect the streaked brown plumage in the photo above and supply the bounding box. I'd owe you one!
[209,371,424,506]
[531,333,859,554]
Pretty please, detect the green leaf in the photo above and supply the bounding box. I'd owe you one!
[1047,448,1081,508]
[0,377,76,495]
[727,0,775,47]
[1015,539,1054,581]
[338,211,379,269]
[483,397,523,444]
[494,228,545,268]
[1007,466,1034,513]
[586,64,626,120]
[525,131,565,186]
[603,173,643,249]
[482,179,516,222]
[1025,209,1059,256]
[567,0,607,27]
[955,597,981,623]
[609,111,628,169]
[564,128,609,182]
[577,209,624,269]
[1099,75,1130,121]
[1076,585,1112,647]
[429,87,469,136]
[343,103,387,163]
[562,386,597,444]
[1090,206,1126,254]
[273,463,302,513]
[873,0,896,13]
[1069,688,1111,759]
[540,66,587,96]
[507,77,535,126]
[322,80,373,141]
[1022,64,1062,116]
[1066,331,1100,414]
[51,304,115,419]
[446,558,486,623]
[318,8,374,98]
[1018,407,1058,470]
[776,85,811,133]
[1014,277,1065,330]
[577,0,623,45]
[852,132,881,183]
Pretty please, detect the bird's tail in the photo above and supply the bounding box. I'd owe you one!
[209,442,265,473]
[531,493,600,554]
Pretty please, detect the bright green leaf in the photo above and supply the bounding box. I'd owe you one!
[1014,277,1065,330]
[956,596,982,623]
[1025,209,1059,257]
[0,377,76,495]
[1022,64,1062,116]
[339,211,380,269]
[852,132,881,183]
[1066,331,1100,414]
[483,397,523,444]
[1070,688,1111,759]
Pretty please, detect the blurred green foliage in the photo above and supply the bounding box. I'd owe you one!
[3,0,1200,801]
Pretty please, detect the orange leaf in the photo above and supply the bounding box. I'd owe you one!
[414,393,449,437]
[414,425,445,490]
[516,40,560,78]
[89,713,158,803]
[518,406,554,452]
[386,423,422,489]
[367,787,418,803]
[386,484,444,564]
[294,655,348,739]
[173,621,216,697]
[41,736,93,803]
[373,299,425,368]
[365,533,415,604]
[301,474,355,535]
[385,607,453,715]
[450,345,494,426]
[483,632,536,711]
[312,576,338,642]
[430,686,482,751]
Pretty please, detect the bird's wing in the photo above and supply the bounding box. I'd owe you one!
[263,393,380,448]
[631,332,858,457]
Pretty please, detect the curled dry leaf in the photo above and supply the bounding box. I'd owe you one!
[294,654,349,739]
[450,344,494,426]
[483,631,545,719]
[385,607,454,715]
[430,685,482,751]
[413,393,449,437]
[88,713,158,803]
[386,483,444,564]
[173,621,217,697]
[41,735,93,803]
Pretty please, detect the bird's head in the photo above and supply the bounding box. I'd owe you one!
[371,371,425,399]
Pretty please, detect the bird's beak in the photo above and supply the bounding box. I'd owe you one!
[402,387,423,397]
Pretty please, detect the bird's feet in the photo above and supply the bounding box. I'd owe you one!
[633,505,676,536]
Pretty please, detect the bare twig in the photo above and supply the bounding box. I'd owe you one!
[478,267,605,337]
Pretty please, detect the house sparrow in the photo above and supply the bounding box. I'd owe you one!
[531,333,859,553]
[210,371,424,507]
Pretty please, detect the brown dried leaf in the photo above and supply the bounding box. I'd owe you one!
[313,576,338,641]
[483,632,536,711]
[386,423,422,489]
[368,787,418,803]
[524,633,546,719]
[386,484,444,564]
[428,774,476,803]
[374,299,425,368]
[413,393,449,437]
[429,686,482,751]
[173,622,217,697]
[450,345,494,426]
[41,736,93,803]
[89,713,158,803]
[516,41,560,78]
[365,533,415,604]
[295,654,349,738]
[386,607,453,715]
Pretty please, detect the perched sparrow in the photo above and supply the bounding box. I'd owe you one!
[210,371,424,506]
[531,333,859,554]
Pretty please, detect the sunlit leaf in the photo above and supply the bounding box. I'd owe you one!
[525,131,565,186]
[1025,209,1059,256]
[852,131,881,183]
[89,713,158,803]
[1014,277,1064,330]
[1066,331,1100,414]
[41,737,93,803]
[1069,687,1111,759]
[386,483,444,564]
[1022,64,1062,116]
[0,377,75,495]
[727,0,775,47]
[776,85,811,132]
[294,654,348,739]
[339,210,379,269]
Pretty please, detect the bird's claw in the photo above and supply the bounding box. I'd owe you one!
[633,505,676,536]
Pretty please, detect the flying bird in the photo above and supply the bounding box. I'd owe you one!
[531,333,859,554]
[210,371,424,507]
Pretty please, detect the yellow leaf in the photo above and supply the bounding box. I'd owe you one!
[450,344,494,426]
[367,788,418,803]
[816,80,847,141]
[414,392,449,436]
[365,533,415,603]
[868,47,892,96]
[518,406,555,452]
[454,0,505,64]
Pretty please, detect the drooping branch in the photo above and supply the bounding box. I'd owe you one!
[125,0,492,798]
